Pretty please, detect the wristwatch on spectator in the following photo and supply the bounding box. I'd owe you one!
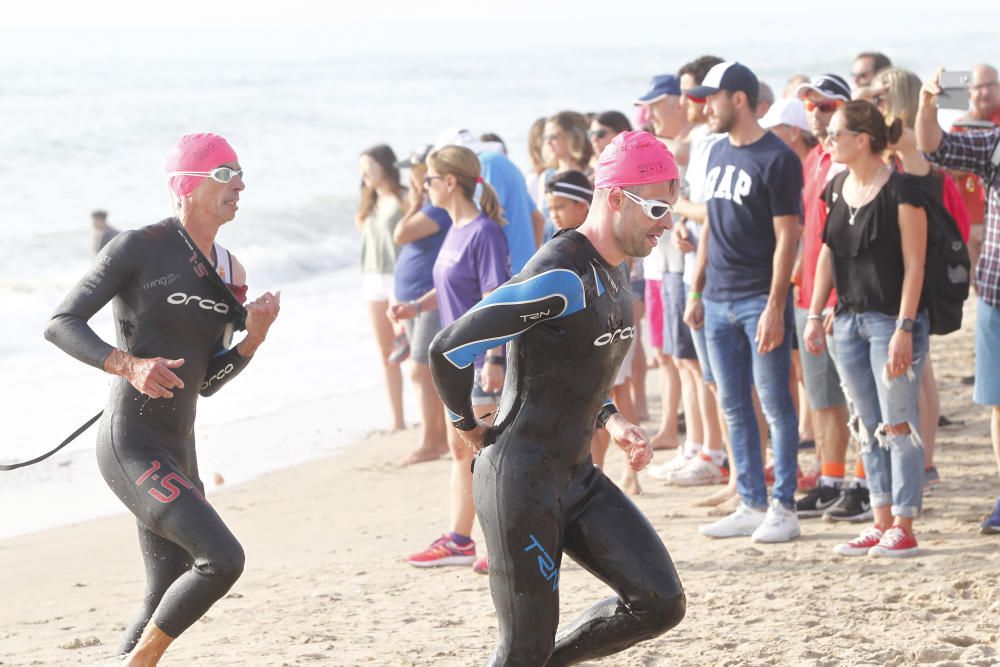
[895,318,916,333]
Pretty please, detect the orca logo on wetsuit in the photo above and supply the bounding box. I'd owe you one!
[201,363,235,391]
[593,326,634,347]
[167,292,230,314]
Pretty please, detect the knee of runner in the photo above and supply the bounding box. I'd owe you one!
[633,589,686,636]
[199,541,246,586]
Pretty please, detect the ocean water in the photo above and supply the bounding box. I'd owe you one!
[1,15,997,537]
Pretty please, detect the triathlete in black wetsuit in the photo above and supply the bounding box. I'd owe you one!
[429,131,686,666]
[44,134,279,665]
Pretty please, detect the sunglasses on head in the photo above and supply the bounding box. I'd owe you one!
[168,166,243,183]
[804,99,842,113]
[588,129,608,140]
[621,189,673,220]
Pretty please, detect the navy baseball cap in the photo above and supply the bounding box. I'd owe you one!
[634,74,682,105]
[684,61,759,101]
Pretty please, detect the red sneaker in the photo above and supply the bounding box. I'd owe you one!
[798,470,820,492]
[405,535,476,568]
[473,556,489,575]
[868,526,919,558]
[833,526,884,557]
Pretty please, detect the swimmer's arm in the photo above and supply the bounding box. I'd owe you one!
[596,397,619,430]
[199,344,252,396]
[429,268,588,430]
[44,232,138,370]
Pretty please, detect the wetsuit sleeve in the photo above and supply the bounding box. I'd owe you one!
[429,268,588,430]
[199,344,252,397]
[44,231,139,369]
[596,398,619,429]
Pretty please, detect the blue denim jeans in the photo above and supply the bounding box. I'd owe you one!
[831,311,928,518]
[704,295,798,510]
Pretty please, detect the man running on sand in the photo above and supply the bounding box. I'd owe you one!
[45,133,280,666]
[429,130,686,665]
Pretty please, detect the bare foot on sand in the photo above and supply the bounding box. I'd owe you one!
[399,443,448,466]
[707,493,741,516]
[650,431,679,451]
[695,484,737,508]
[620,469,643,496]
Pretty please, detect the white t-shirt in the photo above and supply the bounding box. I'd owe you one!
[683,125,726,285]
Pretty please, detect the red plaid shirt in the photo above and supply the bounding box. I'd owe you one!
[928,128,1000,307]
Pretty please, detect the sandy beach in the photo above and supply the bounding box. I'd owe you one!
[2,306,999,667]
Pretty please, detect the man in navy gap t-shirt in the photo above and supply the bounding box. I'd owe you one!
[683,62,803,543]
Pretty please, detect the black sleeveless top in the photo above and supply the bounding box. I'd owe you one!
[822,171,927,316]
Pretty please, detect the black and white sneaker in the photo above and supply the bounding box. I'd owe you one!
[795,485,842,518]
[823,484,873,523]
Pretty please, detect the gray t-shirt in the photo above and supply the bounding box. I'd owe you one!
[360,194,404,274]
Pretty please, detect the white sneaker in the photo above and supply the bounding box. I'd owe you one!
[751,499,801,543]
[699,502,766,538]
[647,450,692,481]
[669,455,728,486]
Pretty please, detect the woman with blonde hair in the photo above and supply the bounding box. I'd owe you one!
[867,67,972,493]
[394,145,511,574]
[356,144,407,431]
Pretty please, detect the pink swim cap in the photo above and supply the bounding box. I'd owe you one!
[165,133,238,197]
[593,130,679,190]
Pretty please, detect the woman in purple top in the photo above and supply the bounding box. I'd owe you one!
[393,145,511,574]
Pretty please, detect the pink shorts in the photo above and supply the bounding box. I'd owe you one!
[645,279,664,351]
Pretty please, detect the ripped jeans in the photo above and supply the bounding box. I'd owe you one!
[831,311,928,518]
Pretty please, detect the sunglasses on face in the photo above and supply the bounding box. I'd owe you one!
[168,166,243,183]
[804,99,842,113]
[588,128,608,140]
[826,128,862,142]
[621,189,673,220]
[423,175,444,186]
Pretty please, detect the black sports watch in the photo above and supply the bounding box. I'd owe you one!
[895,317,916,333]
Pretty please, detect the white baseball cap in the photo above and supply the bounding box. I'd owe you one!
[432,127,504,155]
[760,98,811,133]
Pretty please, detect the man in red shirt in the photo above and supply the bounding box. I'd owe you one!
[949,63,1000,290]
[791,74,872,523]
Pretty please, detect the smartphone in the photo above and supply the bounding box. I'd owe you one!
[938,70,972,110]
[952,118,996,130]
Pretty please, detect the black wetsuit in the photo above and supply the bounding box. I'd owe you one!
[45,217,252,654]
[429,229,685,666]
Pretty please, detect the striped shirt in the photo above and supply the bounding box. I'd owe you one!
[928,128,1000,307]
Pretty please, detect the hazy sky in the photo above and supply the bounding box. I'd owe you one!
[8,0,1000,27]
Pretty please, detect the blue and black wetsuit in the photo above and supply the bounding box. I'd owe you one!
[45,217,252,654]
[429,229,685,666]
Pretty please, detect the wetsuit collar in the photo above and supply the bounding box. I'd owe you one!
[169,217,248,330]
